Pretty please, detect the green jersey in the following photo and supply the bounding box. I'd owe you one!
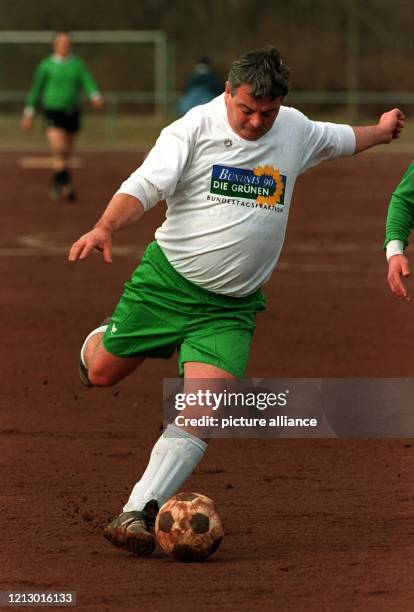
[385,161,414,249]
[25,54,100,113]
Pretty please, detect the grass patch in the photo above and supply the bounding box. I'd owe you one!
[0,113,173,151]
[1,111,414,151]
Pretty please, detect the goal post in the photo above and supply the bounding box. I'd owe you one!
[0,30,171,116]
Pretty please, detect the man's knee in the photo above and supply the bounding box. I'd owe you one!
[82,343,144,387]
[88,365,120,387]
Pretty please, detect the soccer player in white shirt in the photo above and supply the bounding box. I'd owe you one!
[69,47,404,557]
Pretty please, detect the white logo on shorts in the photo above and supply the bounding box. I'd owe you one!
[111,323,117,334]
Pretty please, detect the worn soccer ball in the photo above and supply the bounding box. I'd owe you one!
[155,492,224,562]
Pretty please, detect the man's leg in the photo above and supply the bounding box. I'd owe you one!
[79,322,156,555]
[80,321,145,387]
[123,362,234,509]
[47,127,76,201]
[104,362,234,556]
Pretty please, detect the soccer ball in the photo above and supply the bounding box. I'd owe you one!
[155,492,224,562]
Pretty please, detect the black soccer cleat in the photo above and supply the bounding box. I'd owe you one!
[48,179,61,202]
[60,183,77,202]
[49,169,76,203]
[103,500,159,557]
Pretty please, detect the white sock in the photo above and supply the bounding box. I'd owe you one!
[123,424,207,512]
[80,324,108,367]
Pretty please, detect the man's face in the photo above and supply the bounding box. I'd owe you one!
[53,34,71,57]
[224,82,282,140]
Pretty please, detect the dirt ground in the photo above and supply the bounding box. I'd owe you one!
[1,150,414,611]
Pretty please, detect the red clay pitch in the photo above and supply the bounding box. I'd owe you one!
[1,151,414,610]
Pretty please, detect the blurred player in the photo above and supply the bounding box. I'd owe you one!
[68,47,404,557]
[385,163,414,301]
[178,57,222,115]
[21,31,104,202]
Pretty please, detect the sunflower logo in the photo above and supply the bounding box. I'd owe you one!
[253,166,285,206]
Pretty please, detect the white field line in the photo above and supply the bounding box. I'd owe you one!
[0,234,387,273]
[4,234,142,257]
[14,234,383,254]
[18,156,82,169]
[278,262,354,272]
[293,243,382,253]
[0,249,386,273]
[0,246,141,256]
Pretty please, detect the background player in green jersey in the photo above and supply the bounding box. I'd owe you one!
[385,162,414,302]
[21,31,104,202]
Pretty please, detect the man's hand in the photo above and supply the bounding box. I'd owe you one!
[379,108,405,143]
[68,194,144,264]
[353,108,405,154]
[91,96,104,110]
[387,254,410,301]
[21,115,33,131]
[68,226,113,263]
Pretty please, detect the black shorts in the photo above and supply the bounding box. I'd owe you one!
[43,109,81,133]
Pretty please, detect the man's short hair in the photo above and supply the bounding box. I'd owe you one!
[228,47,290,100]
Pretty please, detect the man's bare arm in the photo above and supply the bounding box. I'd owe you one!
[68,193,144,263]
[352,108,405,154]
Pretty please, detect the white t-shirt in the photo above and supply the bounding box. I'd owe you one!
[117,94,355,297]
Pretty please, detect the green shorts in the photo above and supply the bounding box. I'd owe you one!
[103,241,266,377]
